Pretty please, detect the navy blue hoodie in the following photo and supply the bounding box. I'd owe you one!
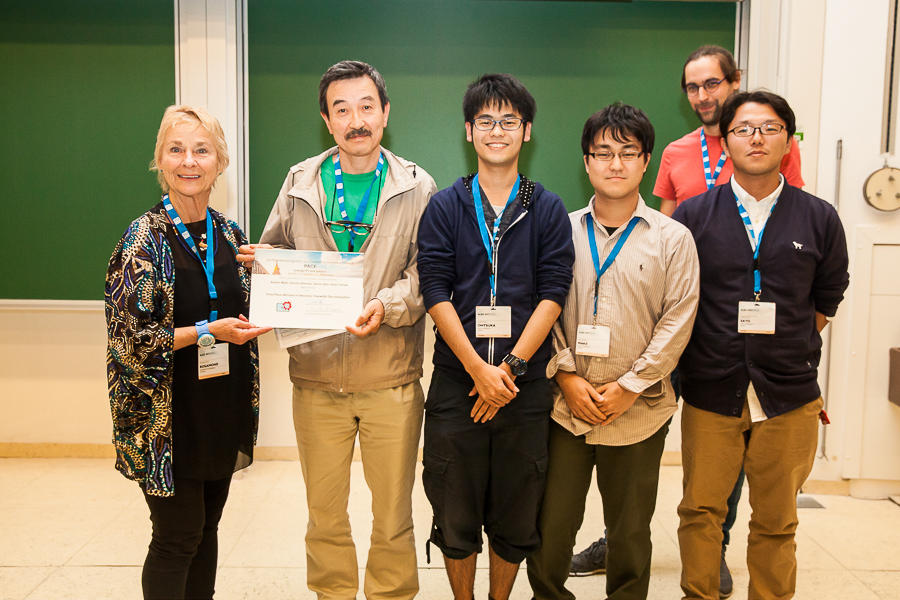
[417,175,574,384]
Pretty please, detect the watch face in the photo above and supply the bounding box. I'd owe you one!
[198,333,216,348]
[505,354,527,376]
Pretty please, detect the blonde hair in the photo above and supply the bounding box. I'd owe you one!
[150,105,230,191]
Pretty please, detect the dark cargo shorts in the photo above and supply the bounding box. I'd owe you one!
[422,368,552,564]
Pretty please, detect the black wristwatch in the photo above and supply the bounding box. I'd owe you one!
[502,353,528,377]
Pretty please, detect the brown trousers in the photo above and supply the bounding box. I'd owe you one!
[677,393,823,600]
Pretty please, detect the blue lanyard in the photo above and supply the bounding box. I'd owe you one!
[472,173,521,298]
[162,194,218,321]
[734,192,777,301]
[700,129,727,190]
[585,214,640,321]
[333,152,384,248]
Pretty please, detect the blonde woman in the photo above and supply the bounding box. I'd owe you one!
[105,105,269,599]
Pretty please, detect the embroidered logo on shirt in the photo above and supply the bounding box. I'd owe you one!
[792,241,804,250]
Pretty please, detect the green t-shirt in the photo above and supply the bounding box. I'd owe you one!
[320,156,388,252]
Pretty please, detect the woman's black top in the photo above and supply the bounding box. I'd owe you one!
[166,218,253,481]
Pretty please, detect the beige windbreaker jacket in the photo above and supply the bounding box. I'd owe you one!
[259,146,437,392]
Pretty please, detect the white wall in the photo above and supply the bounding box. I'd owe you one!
[745,0,826,193]
[176,0,248,228]
[0,304,109,445]
[813,0,900,497]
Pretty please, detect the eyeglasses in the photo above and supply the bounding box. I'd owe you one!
[684,77,725,96]
[325,220,374,236]
[726,123,786,137]
[587,150,644,162]
[471,117,524,131]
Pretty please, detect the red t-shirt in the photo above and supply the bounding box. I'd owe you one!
[653,127,804,205]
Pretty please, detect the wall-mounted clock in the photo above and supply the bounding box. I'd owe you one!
[864,166,900,212]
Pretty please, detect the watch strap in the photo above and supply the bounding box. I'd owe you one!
[195,320,215,347]
[503,353,528,376]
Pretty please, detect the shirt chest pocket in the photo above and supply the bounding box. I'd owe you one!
[760,238,820,284]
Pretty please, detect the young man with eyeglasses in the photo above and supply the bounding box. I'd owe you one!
[672,91,848,600]
[238,60,436,599]
[417,73,574,600]
[563,44,801,595]
[526,103,699,600]
[654,45,803,218]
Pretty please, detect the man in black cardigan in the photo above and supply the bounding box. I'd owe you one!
[672,90,849,600]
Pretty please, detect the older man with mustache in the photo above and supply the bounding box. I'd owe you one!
[239,60,436,599]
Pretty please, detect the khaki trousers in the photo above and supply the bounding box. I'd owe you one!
[292,382,424,600]
[677,396,823,600]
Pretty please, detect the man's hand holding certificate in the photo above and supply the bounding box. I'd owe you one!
[249,249,364,330]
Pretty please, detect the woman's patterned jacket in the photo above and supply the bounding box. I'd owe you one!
[105,201,260,497]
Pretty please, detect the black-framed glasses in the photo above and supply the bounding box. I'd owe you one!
[727,123,786,138]
[587,150,644,162]
[684,77,725,96]
[471,116,524,131]
[325,220,374,236]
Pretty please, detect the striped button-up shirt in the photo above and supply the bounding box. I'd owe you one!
[547,196,700,445]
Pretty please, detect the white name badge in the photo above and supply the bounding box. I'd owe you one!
[575,324,611,357]
[476,306,512,338]
[198,343,230,379]
[737,301,776,334]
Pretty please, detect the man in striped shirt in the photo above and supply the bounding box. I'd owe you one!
[526,103,700,600]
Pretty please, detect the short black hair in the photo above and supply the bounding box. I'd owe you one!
[318,60,389,116]
[681,45,740,91]
[463,73,536,124]
[719,90,796,139]
[581,103,655,157]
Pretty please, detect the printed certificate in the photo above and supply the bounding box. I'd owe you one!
[273,326,341,349]
[249,249,364,332]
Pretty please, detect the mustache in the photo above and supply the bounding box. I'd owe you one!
[346,127,372,139]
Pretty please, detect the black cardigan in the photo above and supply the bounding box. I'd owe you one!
[672,182,849,418]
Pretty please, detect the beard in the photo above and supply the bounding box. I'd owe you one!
[694,88,738,127]
[694,100,722,126]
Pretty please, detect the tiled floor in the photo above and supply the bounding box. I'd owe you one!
[2,458,899,599]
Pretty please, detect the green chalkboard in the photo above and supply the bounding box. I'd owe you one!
[248,0,735,241]
[2,1,734,300]
[1,1,175,300]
